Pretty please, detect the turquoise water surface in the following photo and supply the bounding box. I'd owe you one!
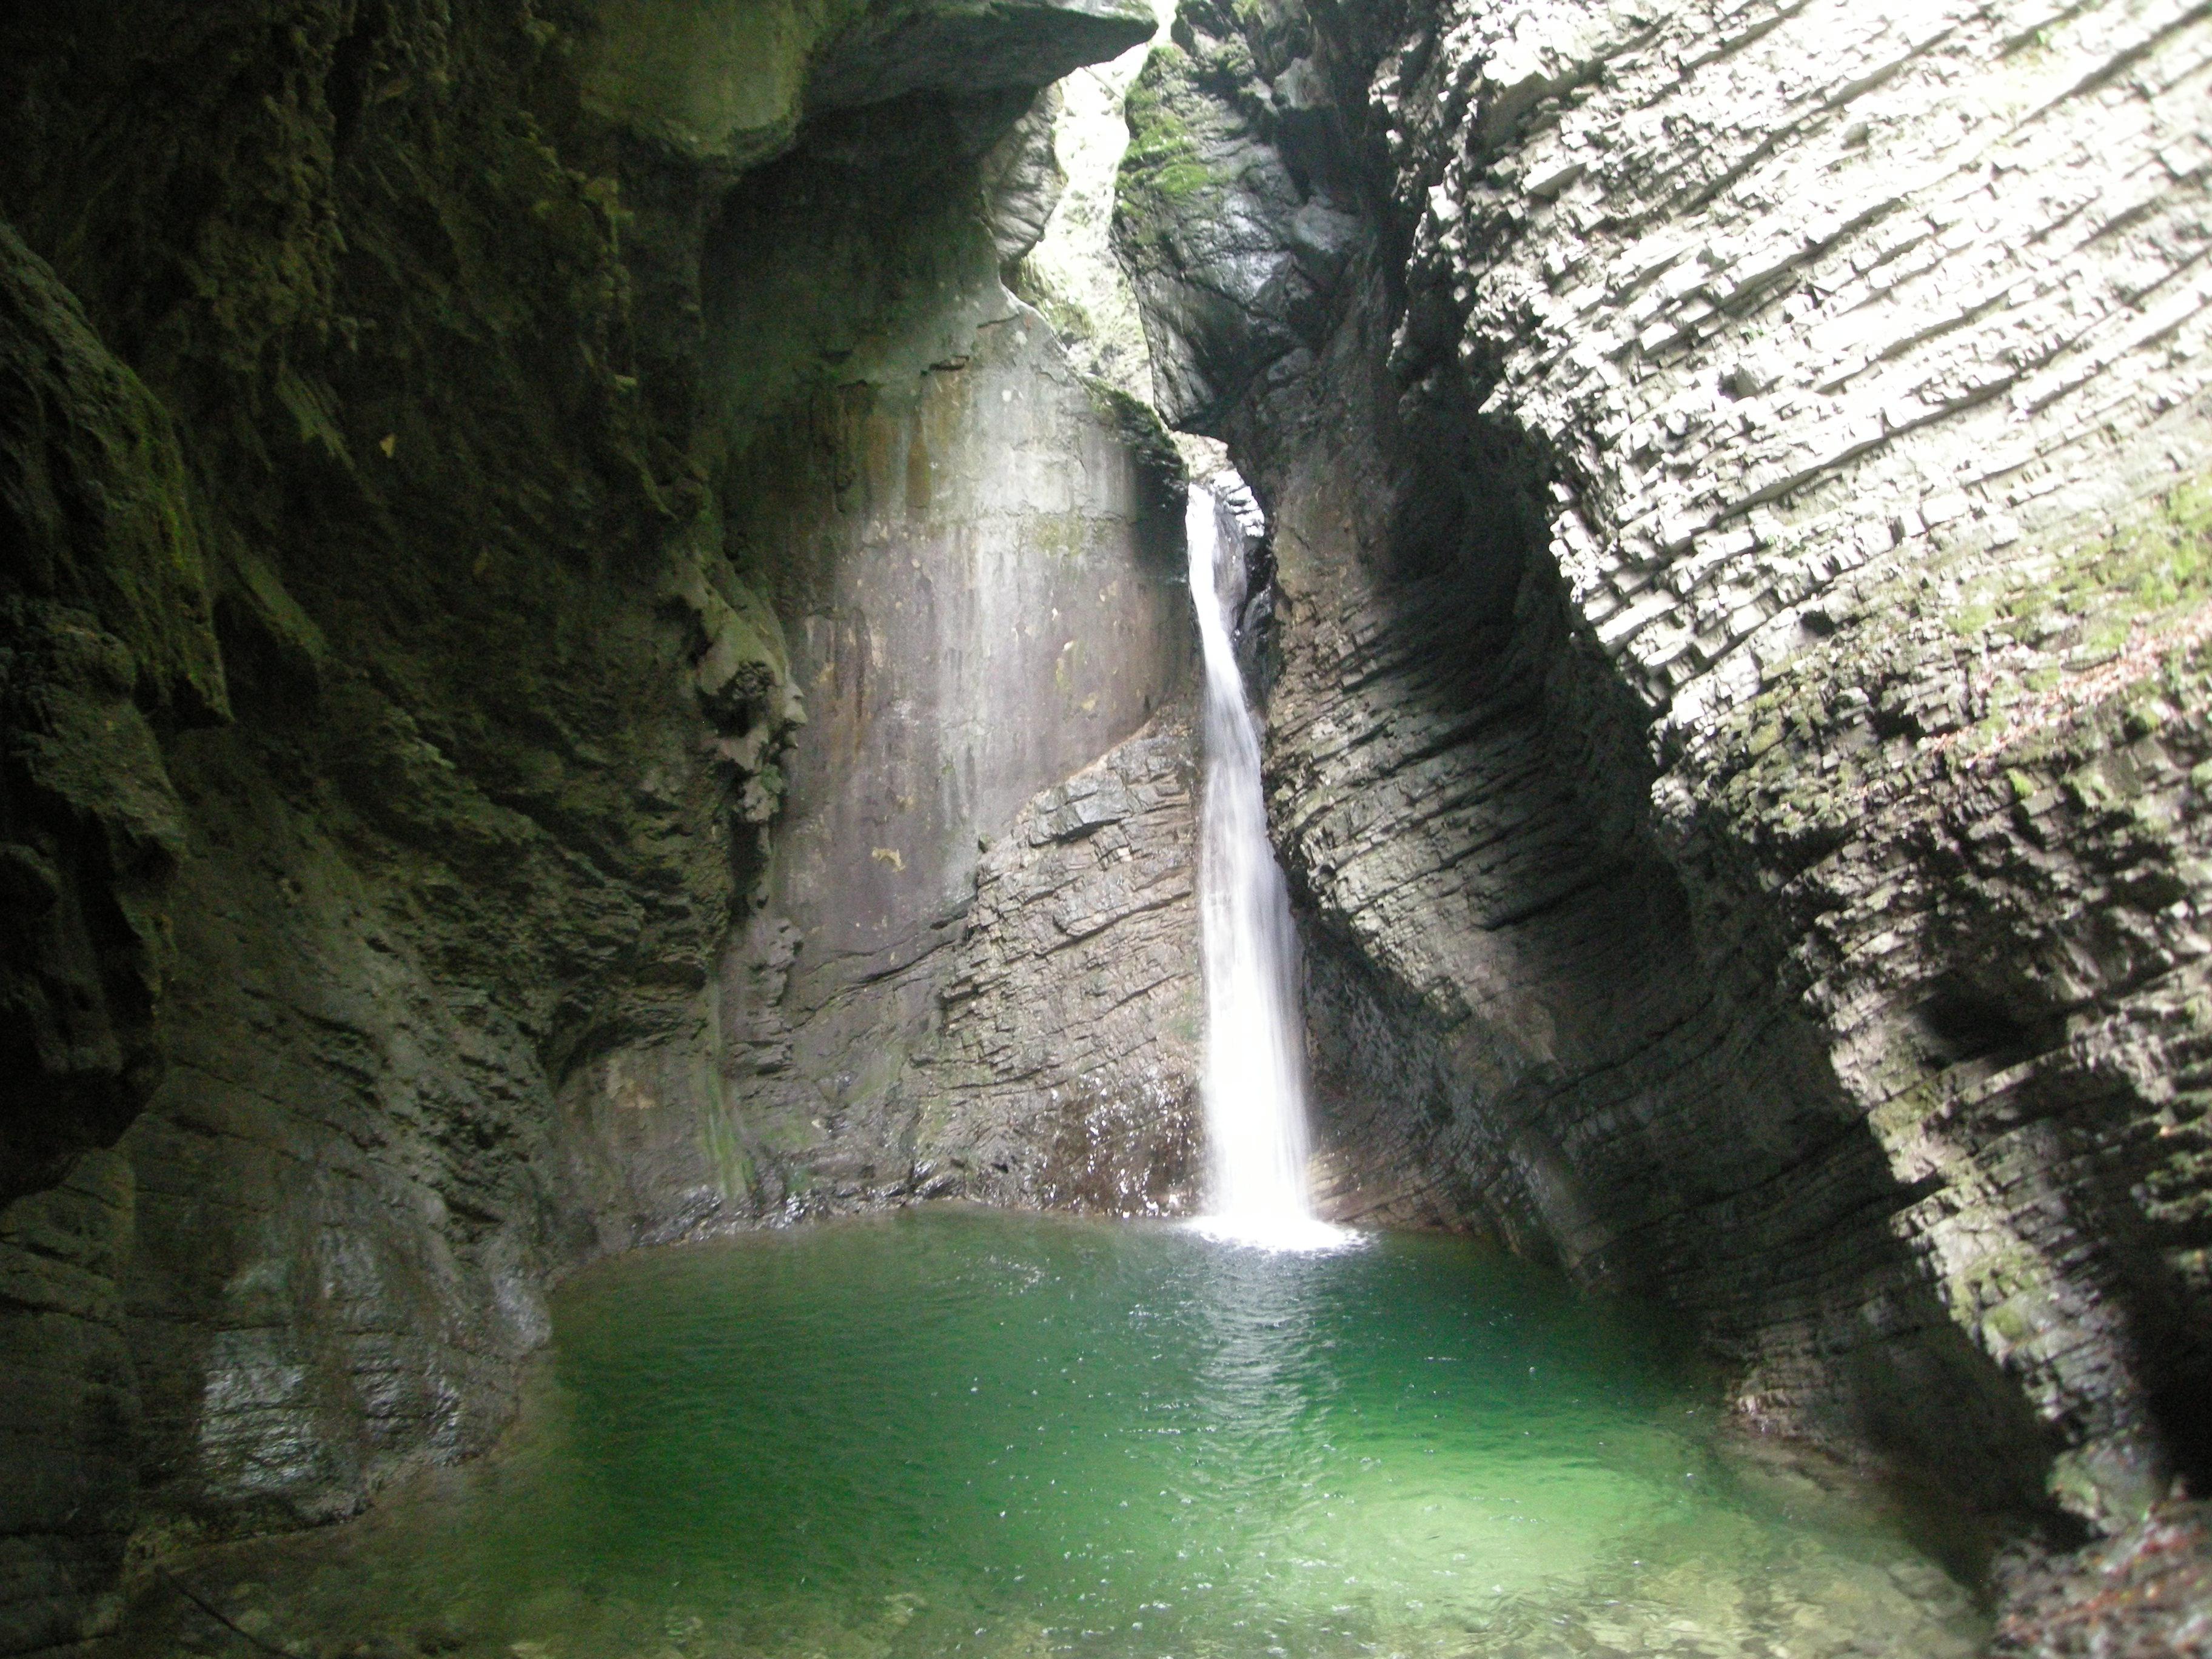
[121,1208,1988,1659]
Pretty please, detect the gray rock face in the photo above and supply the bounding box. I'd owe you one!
[739,316,1184,990]
[1114,39,1322,429]
[672,298,1197,1224]
[928,712,1202,1212]
[981,87,1070,269]
[807,0,1162,116]
[577,0,1156,166]
[1118,0,2212,1562]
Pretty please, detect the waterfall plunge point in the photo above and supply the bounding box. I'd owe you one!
[1185,486,1353,1253]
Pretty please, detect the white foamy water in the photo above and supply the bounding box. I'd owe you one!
[1185,486,1345,1252]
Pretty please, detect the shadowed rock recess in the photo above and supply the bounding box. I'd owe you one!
[0,0,2207,1652]
[1113,0,2211,1640]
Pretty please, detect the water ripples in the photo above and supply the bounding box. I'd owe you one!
[106,1210,1991,1659]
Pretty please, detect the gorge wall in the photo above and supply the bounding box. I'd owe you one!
[3,0,2209,1651]
[1115,0,2212,1566]
[0,2,1209,1651]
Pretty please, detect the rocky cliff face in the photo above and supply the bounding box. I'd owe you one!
[566,266,1204,1235]
[6,0,2208,1649]
[0,1,1194,1649]
[1115,0,2212,1580]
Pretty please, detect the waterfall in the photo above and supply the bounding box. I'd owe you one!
[1185,486,1335,1248]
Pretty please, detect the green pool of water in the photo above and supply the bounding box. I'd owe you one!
[129,1208,1989,1659]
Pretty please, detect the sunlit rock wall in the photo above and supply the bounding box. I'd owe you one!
[564,261,1201,1230]
[544,65,1202,1237]
[718,307,1198,1212]
[1117,0,2212,1539]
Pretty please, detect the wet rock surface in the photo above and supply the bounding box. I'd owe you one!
[929,712,1203,1214]
[1114,0,2212,1630]
[1992,1500,2212,1657]
[638,275,1199,1228]
[0,1,1178,1649]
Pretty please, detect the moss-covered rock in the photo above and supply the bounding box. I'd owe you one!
[0,224,220,1209]
[0,0,1162,1646]
[1110,30,1322,429]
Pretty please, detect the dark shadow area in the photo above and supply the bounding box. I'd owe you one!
[1909,974,2045,1070]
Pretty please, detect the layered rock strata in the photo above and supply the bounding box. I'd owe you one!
[0,1,1181,1649]
[926,713,1203,1213]
[1117,0,2212,1553]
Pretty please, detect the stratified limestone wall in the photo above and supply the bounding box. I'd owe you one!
[1117,0,2212,1540]
[1407,0,2211,734]
[0,1,1164,1651]
[926,713,1204,1212]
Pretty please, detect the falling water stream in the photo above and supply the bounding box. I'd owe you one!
[1185,486,1330,1245]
